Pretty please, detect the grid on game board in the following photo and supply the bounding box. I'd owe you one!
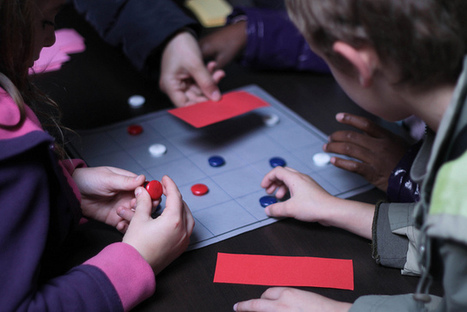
[69,85,371,249]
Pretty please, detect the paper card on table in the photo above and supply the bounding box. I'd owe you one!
[213,253,354,290]
[168,91,270,128]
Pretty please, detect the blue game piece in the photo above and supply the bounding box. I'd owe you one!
[259,195,278,207]
[269,157,286,168]
[208,155,225,167]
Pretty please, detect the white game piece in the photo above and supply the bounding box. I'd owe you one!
[128,95,145,108]
[313,152,331,167]
[263,113,280,127]
[149,143,167,157]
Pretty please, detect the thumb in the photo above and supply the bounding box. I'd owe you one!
[133,187,152,219]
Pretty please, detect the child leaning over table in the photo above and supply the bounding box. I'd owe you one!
[234,0,467,311]
[0,0,194,311]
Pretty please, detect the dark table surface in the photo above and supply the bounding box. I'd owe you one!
[33,4,443,311]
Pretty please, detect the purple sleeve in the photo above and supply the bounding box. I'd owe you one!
[228,7,330,73]
[0,134,153,311]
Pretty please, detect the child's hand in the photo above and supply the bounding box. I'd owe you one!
[324,112,409,191]
[73,166,152,232]
[199,21,247,69]
[261,167,336,225]
[234,287,351,312]
[122,176,194,275]
[261,166,375,239]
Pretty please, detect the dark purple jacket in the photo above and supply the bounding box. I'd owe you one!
[0,90,154,311]
[227,7,330,73]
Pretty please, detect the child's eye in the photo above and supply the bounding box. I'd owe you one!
[42,20,55,29]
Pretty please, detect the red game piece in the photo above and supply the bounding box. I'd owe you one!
[144,180,163,200]
[191,183,209,196]
[127,124,143,136]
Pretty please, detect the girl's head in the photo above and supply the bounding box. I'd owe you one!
[0,0,66,156]
[286,0,467,88]
[0,0,62,88]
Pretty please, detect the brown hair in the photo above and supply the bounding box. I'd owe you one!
[286,0,467,87]
[0,0,67,158]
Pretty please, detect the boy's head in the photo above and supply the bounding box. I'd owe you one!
[286,0,467,88]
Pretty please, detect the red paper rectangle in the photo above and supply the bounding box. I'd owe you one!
[213,253,354,290]
[168,90,269,128]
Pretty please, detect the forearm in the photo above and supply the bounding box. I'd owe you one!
[323,198,374,240]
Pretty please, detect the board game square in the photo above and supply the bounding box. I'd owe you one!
[84,151,144,173]
[147,114,195,138]
[145,158,207,186]
[250,153,310,177]
[193,201,257,236]
[189,150,245,176]
[126,138,185,168]
[235,190,275,221]
[178,178,232,212]
[107,121,164,148]
[210,165,264,198]
[230,132,289,163]
[315,166,369,194]
[74,132,121,158]
[189,219,215,245]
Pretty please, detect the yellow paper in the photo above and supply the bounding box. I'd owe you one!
[185,0,233,28]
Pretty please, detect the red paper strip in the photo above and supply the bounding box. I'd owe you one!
[168,91,269,128]
[213,253,354,290]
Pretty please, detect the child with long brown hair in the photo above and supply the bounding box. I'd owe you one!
[0,1,194,310]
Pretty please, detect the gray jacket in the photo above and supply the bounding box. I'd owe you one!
[351,56,467,311]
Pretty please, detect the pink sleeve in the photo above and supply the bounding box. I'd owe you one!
[59,158,86,202]
[84,242,156,311]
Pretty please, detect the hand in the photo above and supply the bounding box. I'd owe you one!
[160,31,225,107]
[234,287,352,312]
[122,175,194,275]
[324,112,409,191]
[261,166,337,224]
[73,166,149,233]
[261,166,374,239]
[199,21,247,68]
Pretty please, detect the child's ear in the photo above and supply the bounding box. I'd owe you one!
[332,41,375,87]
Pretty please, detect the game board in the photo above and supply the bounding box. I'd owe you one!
[69,85,372,250]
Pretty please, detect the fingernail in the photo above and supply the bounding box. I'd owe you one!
[336,113,344,121]
[264,207,271,216]
[233,303,238,311]
[135,187,142,196]
[212,90,221,101]
[323,143,328,151]
[135,174,143,181]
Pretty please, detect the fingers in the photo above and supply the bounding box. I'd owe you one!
[335,112,390,138]
[188,62,222,102]
[160,176,195,233]
[132,187,153,219]
[324,140,374,164]
[331,156,371,177]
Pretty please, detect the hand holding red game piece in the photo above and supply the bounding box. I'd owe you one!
[144,180,163,200]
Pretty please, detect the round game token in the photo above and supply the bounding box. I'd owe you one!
[262,113,280,127]
[127,124,143,136]
[269,157,286,168]
[259,195,277,207]
[128,95,145,108]
[208,155,225,167]
[149,143,167,157]
[145,180,163,200]
[313,152,331,167]
[191,183,209,196]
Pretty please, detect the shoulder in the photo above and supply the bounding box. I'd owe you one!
[0,88,43,141]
